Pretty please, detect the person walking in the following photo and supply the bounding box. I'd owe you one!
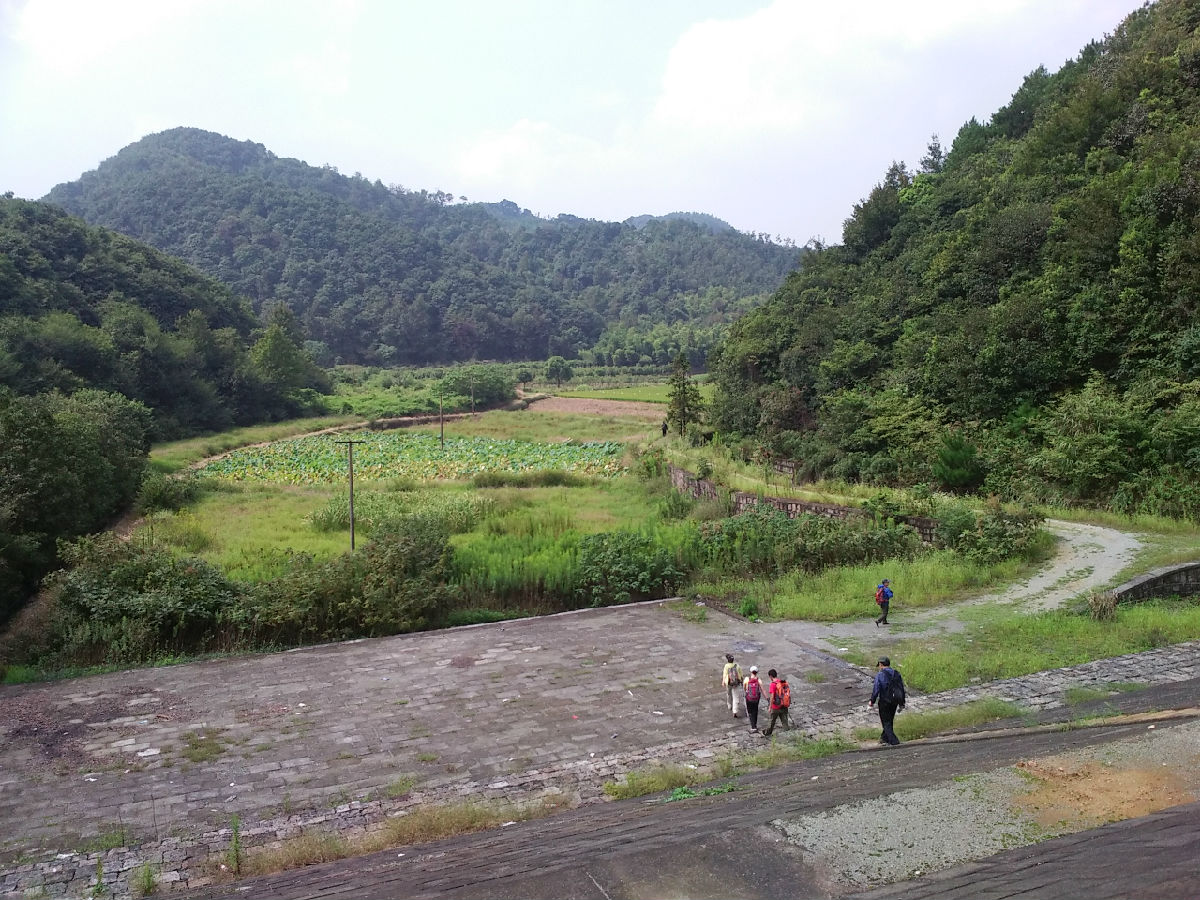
[742,665,764,732]
[722,654,743,718]
[869,656,905,745]
[761,669,791,736]
[874,577,893,626]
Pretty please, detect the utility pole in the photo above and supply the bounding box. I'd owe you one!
[335,439,365,551]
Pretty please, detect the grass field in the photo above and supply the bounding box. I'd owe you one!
[557,383,715,404]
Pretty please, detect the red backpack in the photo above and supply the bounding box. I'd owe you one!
[745,676,761,703]
[779,680,791,709]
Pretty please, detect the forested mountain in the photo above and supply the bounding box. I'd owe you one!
[44,129,799,367]
[711,0,1200,518]
[0,196,329,438]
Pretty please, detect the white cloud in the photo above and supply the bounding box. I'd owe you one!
[12,0,206,72]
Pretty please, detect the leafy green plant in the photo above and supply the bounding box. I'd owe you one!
[575,531,681,607]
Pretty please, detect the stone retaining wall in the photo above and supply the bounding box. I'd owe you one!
[1107,561,1200,604]
[667,465,939,542]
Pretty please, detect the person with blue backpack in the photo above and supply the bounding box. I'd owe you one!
[869,656,905,745]
[874,577,893,626]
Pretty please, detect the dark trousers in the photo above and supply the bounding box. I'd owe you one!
[762,707,790,735]
[745,698,760,730]
[878,701,900,744]
[875,601,890,624]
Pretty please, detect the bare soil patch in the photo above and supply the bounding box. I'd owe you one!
[1015,758,1193,826]
[525,395,664,419]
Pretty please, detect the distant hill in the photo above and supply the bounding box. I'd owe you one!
[711,0,1200,518]
[623,212,737,234]
[45,129,800,367]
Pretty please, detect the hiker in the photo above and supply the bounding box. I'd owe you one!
[874,577,893,626]
[742,665,765,732]
[761,668,791,736]
[661,420,668,438]
[722,654,743,718]
[869,656,905,745]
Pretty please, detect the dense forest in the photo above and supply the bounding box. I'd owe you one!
[0,196,329,620]
[44,129,799,368]
[711,0,1200,519]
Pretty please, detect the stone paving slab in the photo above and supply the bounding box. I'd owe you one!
[3,600,1200,898]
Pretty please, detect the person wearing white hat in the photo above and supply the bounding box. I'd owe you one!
[742,665,764,732]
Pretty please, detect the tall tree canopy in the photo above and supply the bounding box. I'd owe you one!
[711,0,1200,518]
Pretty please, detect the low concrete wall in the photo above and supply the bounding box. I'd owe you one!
[667,464,939,543]
[1109,562,1200,603]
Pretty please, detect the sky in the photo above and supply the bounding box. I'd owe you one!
[0,0,1143,244]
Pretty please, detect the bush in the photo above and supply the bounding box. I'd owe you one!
[936,499,1042,564]
[136,471,206,514]
[238,516,458,644]
[46,534,241,665]
[575,532,681,607]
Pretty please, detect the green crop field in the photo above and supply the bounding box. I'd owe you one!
[195,432,625,484]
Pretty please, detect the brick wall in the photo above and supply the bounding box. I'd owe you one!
[1108,562,1200,604]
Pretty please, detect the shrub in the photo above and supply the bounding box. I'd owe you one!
[239,517,458,643]
[575,532,681,607]
[46,534,241,665]
[658,489,695,521]
[136,471,205,514]
[936,499,1042,564]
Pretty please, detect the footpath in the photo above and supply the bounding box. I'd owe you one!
[3,597,1200,898]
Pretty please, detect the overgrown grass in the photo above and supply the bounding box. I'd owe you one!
[603,735,852,800]
[150,415,362,474]
[235,794,571,878]
[136,483,349,579]
[1063,683,1145,705]
[602,764,703,799]
[878,597,1200,693]
[853,699,1027,743]
[691,540,1054,622]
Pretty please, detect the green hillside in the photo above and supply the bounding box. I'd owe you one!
[44,129,799,368]
[0,196,329,438]
[711,0,1200,518]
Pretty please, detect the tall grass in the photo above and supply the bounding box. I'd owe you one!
[886,598,1200,693]
[703,547,1051,622]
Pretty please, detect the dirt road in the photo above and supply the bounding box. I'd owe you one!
[781,519,1144,654]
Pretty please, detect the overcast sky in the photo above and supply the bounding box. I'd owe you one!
[1,0,1141,244]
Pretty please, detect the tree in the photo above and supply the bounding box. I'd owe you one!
[516,368,533,390]
[919,134,945,174]
[545,356,573,387]
[666,352,705,437]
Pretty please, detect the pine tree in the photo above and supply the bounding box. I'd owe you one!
[666,352,705,437]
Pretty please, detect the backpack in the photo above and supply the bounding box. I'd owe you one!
[883,669,906,706]
[777,680,791,709]
[875,586,886,605]
[727,664,741,687]
[745,676,761,703]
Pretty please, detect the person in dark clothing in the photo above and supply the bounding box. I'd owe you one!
[661,420,669,438]
[874,578,893,626]
[869,656,904,745]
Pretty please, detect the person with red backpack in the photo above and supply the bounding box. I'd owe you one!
[742,665,765,732]
[761,668,791,736]
[874,578,893,626]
